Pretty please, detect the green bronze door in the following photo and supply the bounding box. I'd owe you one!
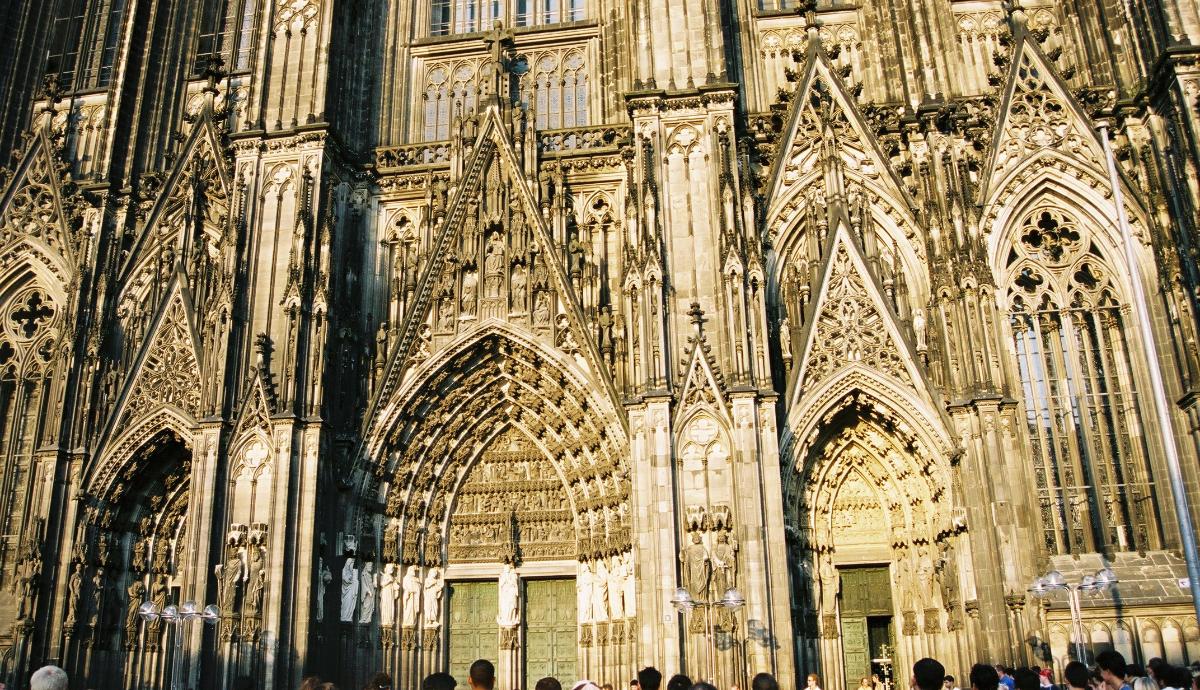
[524,578,577,688]
[839,567,894,690]
[448,580,499,685]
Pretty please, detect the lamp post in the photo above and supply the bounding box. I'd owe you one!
[671,587,746,684]
[138,600,220,690]
[1027,568,1118,661]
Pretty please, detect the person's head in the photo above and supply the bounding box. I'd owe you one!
[1065,661,1090,690]
[1148,661,1166,683]
[863,679,875,688]
[946,677,957,689]
[753,673,780,690]
[1014,668,1040,690]
[30,666,68,690]
[631,681,641,690]
[423,673,457,690]
[1131,677,1157,690]
[469,660,496,690]
[1097,651,1129,689]
[971,664,1001,690]
[668,675,693,690]
[602,684,614,690]
[1168,666,1194,690]
[301,676,323,690]
[640,668,664,690]
[689,682,718,690]
[808,676,823,689]
[537,678,563,690]
[572,681,601,690]
[914,659,947,690]
[317,685,340,690]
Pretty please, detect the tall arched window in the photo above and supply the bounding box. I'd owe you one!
[194,0,260,74]
[430,0,584,36]
[44,0,128,89]
[1005,206,1161,555]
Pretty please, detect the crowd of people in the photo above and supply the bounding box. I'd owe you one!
[20,650,1200,690]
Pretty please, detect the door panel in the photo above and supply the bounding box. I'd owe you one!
[524,578,577,688]
[842,615,870,690]
[449,581,499,684]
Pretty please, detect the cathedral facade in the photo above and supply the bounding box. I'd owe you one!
[1,0,1200,688]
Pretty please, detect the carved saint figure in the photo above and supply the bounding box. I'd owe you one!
[461,270,478,315]
[576,561,594,624]
[125,580,146,636]
[592,558,610,622]
[65,563,84,627]
[621,553,637,617]
[711,531,739,595]
[497,563,519,627]
[340,558,360,623]
[606,556,625,620]
[359,561,377,624]
[913,309,927,351]
[510,263,528,312]
[245,567,266,619]
[533,290,550,325]
[423,567,444,627]
[379,564,400,627]
[131,538,148,572]
[818,553,839,613]
[89,567,105,626]
[316,557,332,622]
[485,232,505,298]
[215,541,247,612]
[681,532,711,599]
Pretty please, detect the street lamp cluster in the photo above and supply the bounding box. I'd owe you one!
[138,601,220,690]
[1028,568,1118,661]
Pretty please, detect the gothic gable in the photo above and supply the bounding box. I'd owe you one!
[980,24,1108,201]
[789,222,925,406]
[108,281,204,438]
[368,107,619,433]
[0,121,82,274]
[676,307,729,421]
[763,36,914,226]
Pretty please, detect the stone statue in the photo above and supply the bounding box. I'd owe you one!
[316,556,332,622]
[461,270,478,315]
[818,552,839,613]
[131,538,148,572]
[592,558,610,622]
[511,263,528,312]
[379,564,399,627]
[359,561,377,623]
[533,290,550,325]
[423,567,444,627]
[89,567,105,626]
[62,563,83,627]
[485,232,505,298]
[711,531,739,595]
[215,544,247,612]
[402,565,422,627]
[780,317,793,362]
[340,558,360,622]
[913,309,927,351]
[681,532,711,599]
[125,580,145,636]
[497,563,519,627]
[577,561,594,624]
[245,567,266,619]
[607,556,625,620]
[917,544,937,607]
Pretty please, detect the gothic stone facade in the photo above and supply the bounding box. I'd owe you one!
[1,0,1200,688]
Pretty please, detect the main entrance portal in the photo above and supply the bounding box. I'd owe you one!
[524,578,578,688]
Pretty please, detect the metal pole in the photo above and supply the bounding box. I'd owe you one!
[1067,588,1086,662]
[1099,121,1200,623]
[171,618,186,690]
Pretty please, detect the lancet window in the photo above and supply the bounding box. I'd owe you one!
[44,0,128,89]
[429,0,585,36]
[194,0,260,74]
[1005,207,1161,555]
